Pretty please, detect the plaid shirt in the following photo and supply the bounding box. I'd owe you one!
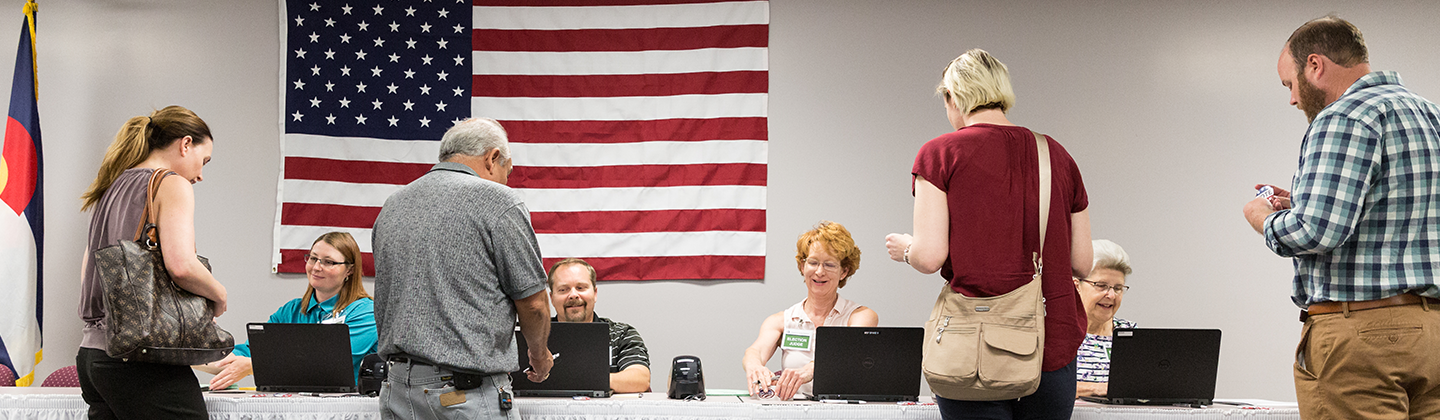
[1264,71,1440,308]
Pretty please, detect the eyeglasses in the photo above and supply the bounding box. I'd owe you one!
[804,259,842,273]
[1078,278,1129,295]
[305,255,352,269]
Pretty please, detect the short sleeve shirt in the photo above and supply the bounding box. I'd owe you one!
[912,123,1090,371]
[1075,318,1137,383]
[232,295,378,383]
[372,162,548,374]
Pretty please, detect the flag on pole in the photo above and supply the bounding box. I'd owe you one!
[273,0,768,280]
[0,0,43,387]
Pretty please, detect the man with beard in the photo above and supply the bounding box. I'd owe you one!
[1243,16,1440,419]
[547,259,652,393]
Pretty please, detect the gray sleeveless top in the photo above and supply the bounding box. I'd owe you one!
[79,168,158,351]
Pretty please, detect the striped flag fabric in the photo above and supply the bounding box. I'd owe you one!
[0,0,43,386]
[274,0,768,280]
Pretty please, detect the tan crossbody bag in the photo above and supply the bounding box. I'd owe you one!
[922,131,1050,401]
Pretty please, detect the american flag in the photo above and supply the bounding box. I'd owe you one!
[273,0,769,281]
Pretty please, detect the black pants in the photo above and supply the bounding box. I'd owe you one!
[935,361,1077,420]
[76,347,207,420]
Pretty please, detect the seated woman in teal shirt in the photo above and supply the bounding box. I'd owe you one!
[195,232,377,390]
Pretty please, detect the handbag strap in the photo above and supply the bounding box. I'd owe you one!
[1033,131,1051,280]
[131,167,174,245]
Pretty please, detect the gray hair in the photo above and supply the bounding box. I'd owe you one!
[438,118,509,162]
[1091,239,1132,276]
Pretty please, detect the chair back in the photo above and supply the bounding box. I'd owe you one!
[41,365,80,387]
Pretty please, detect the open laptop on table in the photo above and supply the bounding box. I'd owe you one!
[247,323,357,393]
[511,321,611,398]
[1081,328,1222,407]
[810,326,924,402]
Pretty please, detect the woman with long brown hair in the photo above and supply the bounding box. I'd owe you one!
[195,232,377,390]
[78,105,225,418]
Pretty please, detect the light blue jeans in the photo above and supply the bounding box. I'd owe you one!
[380,360,517,420]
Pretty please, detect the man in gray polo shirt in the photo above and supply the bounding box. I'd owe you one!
[372,118,553,420]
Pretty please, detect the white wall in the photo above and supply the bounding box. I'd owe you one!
[10,0,1440,401]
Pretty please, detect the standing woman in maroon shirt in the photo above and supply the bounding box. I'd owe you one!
[886,49,1093,420]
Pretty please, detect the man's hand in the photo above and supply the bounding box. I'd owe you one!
[1243,196,1276,234]
[1255,184,1292,210]
[525,348,553,383]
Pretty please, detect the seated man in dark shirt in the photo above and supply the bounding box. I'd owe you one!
[548,258,651,393]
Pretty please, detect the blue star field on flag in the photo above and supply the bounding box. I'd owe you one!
[285,0,471,141]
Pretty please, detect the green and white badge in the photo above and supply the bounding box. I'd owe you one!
[780,328,815,352]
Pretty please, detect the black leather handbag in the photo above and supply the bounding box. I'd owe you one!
[95,168,234,364]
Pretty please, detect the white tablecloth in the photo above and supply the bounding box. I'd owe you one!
[0,388,1301,420]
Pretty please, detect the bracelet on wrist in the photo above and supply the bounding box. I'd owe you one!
[903,244,912,264]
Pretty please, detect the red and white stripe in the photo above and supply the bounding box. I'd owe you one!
[273,0,768,281]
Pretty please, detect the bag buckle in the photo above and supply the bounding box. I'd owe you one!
[1032,251,1043,280]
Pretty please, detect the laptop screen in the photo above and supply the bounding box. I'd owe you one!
[811,326,923,402]
[1106,328,1222,405]
[247,323,357,393]
[511,321,612,398]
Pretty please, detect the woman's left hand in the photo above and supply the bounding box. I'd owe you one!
[885,233,913,263]
[208,354,254,390]
[1075,381,1108,398]
[774,362,815,400]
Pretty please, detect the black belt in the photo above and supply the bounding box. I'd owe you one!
[387,355,434,367]
[386,355,489,391]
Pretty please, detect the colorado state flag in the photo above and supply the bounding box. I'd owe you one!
[0,0,42,387]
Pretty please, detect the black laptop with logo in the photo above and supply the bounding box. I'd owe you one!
[511,321,612,398]
[1088,328,1222,407]
[247,323,357,393]
[811,326,924,402]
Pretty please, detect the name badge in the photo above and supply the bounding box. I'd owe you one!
[321,314,346,325]
[780,328,815,352]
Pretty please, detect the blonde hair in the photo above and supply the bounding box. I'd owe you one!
[935,49,1016,115]
[794,221,861,288]
[301,232,373,316]
[1091,239,1132,277]
[81,106,212,211]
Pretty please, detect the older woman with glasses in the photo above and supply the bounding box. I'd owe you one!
[1074,239,1135,398]
[742,221,878,400]
[194,232,378,390]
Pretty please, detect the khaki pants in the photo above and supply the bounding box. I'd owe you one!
[1295,304,1440,419]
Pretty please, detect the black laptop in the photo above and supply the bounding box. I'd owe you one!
[811,326,924,402]
[511,322,612,398]
[247,323,357,393]
[1084,328,1222,407]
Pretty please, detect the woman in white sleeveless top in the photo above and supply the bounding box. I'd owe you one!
[742,221,878,400]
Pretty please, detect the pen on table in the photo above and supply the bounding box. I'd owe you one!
[523,353,560,372]
[821,399,867,404]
